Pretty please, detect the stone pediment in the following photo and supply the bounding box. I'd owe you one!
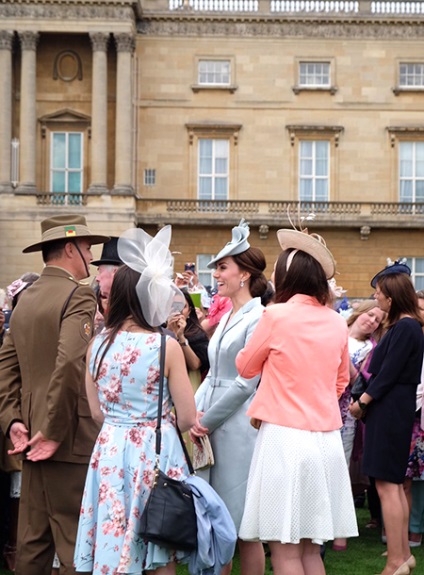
[39,108,91,124]
[39,108,91,138]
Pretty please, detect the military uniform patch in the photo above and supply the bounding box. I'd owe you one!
[83,321,92,337]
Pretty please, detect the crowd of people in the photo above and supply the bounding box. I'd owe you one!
[0,213,423,575]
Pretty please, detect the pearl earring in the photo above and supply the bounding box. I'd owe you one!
[240,280,245,288]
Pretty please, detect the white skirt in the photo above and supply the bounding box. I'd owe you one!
[239,423,358,545]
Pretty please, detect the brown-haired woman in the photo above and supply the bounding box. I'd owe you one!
[190,220,268,575]
[350,264,424,575]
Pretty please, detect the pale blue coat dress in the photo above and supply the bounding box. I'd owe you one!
[195,297,264,531]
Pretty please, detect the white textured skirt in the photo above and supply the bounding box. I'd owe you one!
[239,423,358,545]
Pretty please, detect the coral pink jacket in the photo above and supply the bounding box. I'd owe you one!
[236,294,350,432]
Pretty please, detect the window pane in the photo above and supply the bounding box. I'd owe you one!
[299,179,312,201]
[316,141,329,159]
[316,159,328,177]
[198,60,231,85]
[415,258,424,273]
[215,177,228,199]
[52,134,66,168]
[400,180,413,202]
[68,134,81,169]
[215,158,228,174]
[415,180,424,202]
[300,141,313,156]
[315,179,328,201]
[199,177,212,199]
[68,172,81,193]
[52,171,65,192]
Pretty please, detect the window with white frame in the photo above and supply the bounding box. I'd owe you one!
[197,254,215,291]
[299,140,330,202]
[144,169,156,186]
[50,132,83,202]
[198,59,231,86]
[299,62,330,87]
[399,141,424,203]
[399,63,424,88]
[198,139,229,201]
[405,257,424,290]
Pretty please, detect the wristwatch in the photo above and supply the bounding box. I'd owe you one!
[357,399,368,411]
[179,339,189,347]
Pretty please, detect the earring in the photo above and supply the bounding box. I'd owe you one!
[240,280,245,288]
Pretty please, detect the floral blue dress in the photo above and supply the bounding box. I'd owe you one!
[74,331,191,574]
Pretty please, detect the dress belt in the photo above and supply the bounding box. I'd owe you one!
[210,378,232,388]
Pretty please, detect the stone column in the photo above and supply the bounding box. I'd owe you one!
[112,33,135,195]
[88,32,109,195]
[16,31,39,194]
[0,31,14,193]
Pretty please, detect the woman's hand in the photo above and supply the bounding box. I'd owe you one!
[189,411,209,442]
[349,399,365,419]
[167,313,186,341]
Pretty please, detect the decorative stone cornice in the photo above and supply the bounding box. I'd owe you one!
[19,31,39,51]
[0,3,136,23]
[138,17,424,40]
[0,30,14,50]
[114,32,135,52]
[90,31,110,51]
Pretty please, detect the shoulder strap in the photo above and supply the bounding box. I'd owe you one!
[60,285,79,325]
[155,334,194,474]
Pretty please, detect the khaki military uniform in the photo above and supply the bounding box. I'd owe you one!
[0,266,100,575]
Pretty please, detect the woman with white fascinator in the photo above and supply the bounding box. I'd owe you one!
[190,219,268,575]
[74,226,197,575]
[236,226,358,575]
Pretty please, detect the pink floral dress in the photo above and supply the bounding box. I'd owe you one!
[74,331,191,574]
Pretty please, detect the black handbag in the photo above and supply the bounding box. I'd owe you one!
[139,334,197,551]
[351,371,368,401]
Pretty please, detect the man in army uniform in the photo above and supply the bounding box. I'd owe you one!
[0,214,109,575]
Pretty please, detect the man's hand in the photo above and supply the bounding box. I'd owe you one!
[8,421,29,455]
[26,431,60,461]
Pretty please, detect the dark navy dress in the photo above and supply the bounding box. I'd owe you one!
[363,317,424,484]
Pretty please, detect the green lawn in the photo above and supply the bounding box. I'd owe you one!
[1,508,422,574]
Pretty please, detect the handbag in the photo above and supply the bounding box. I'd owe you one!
[139,334,197,551]
[351,371,368,401]
[192,435,214,471]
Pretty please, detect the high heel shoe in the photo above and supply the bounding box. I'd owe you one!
[406,555,416,574]
[392,563,410,575]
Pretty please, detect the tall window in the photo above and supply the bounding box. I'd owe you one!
[299,62,330,87]
[399,142,424,203]
[198,139,229,200]
[197,254,215,290]
[405,257,424,290]
[299,140,329,202]
[198,60,231,86]
[399,63,424,88]
[51,132,83,203]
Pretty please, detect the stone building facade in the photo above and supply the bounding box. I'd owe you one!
[1,0,424,297]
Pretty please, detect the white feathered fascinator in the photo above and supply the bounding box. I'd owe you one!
[118,226,185,327]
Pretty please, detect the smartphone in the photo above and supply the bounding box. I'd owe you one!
[184,263,196,273]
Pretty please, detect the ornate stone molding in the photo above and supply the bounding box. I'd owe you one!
[0,30,14,50]
[286,124,344,147]
[139,18,424,40]
[114,32,135,53]
[90,32,110,52]
[0,4,136,23]
[19,31,39,51]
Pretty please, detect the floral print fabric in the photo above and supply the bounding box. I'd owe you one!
[74,331,191,574]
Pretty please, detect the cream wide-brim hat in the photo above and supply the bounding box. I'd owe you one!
[276,228,336,279]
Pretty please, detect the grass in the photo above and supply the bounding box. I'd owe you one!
[0,508,422,574]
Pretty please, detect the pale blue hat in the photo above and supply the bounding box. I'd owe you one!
[207,219,250,269]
